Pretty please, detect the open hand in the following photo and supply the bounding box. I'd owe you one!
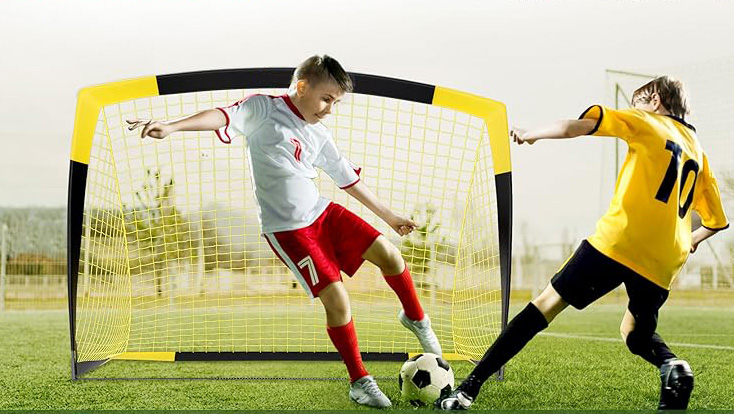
[127,119,174,139]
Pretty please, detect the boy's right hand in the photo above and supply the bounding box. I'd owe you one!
[126,119,174,139]
[510,127,537,145]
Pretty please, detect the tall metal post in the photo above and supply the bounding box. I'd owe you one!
[1,224,8,311]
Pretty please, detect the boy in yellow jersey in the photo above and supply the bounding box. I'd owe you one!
[436,76,729,411]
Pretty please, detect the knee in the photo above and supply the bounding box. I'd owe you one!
[377,239,405,275]
[322,299,351,327]
[319,284,351,322]
[322,297,349,315]
[620,322,631,343]
[530,285,567,323]
[324,301,350,318]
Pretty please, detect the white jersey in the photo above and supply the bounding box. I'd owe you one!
[216,94,360,233]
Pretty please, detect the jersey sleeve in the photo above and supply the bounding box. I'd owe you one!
[579,105,647,143]
[214,95,270,144]
[692,153,729,230]
[313,134,361,189]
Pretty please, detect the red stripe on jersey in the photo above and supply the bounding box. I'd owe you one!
[214,107,232,144]
[216,94,278,144]
[227,93,277,108]
[281,94,306,121]
[340,178,360,190]
[339,167,362,189]
[290,138,302,162]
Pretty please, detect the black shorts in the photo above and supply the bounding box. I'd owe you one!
[551,240,669,317]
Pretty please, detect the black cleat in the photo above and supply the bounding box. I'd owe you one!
[434,387,473,411]
[658,359,694,410]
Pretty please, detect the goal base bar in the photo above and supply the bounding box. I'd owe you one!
[108,351,472,362]
[74,358,109,379]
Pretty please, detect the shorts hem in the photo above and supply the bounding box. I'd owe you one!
[342,231,381,277]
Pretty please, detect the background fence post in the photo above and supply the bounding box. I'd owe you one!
[1,223,8,311]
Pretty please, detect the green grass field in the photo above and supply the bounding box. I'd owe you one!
[1,297,733,411]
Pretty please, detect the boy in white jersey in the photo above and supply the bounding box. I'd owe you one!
[437,76,728,411]
[128,55,441,408]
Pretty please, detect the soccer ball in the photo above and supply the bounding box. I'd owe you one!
[398,353,454,406]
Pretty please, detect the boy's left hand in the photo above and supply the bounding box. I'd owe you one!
[389,215,418,236]
[690,241,699,253]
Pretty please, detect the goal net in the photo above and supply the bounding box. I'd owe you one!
[67,69,512,378]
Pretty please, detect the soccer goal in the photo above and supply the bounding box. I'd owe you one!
[67,69,512,379]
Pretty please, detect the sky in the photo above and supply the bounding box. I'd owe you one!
[1,0,733,246]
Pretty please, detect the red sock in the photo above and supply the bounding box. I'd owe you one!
[326,319,369,382]
[384,266,425,321]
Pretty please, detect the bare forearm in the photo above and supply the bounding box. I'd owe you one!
[168,109,226,132]
[692,226,719,247]
[128,108,227,139]
[344,181,394,223]
[343,180,417,236]
[524,119,597,141]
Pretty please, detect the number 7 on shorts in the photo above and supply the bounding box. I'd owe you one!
[298,255,319,285]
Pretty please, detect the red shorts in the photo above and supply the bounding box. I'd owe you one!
[263,203,382,298]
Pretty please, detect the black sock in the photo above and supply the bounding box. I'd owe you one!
[459,302,549,399]
[627,331,676,368]
[650,333,676,366]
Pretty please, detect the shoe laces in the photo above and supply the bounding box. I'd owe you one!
[414,316,430,329]
[362,379,382,396]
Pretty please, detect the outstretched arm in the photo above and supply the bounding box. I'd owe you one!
[127,109,227,139]
[512,118,598,145]
[344,180,417,236]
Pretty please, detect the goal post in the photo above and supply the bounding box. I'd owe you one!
[67,68,512,379]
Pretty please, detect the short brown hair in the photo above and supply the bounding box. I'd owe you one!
[632,76,690,119]
[292,55,353,93]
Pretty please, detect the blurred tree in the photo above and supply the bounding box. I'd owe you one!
[123,170,196,297]
[400,203,443,290]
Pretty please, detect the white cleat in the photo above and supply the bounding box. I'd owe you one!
[436,389,474,411]
[399,310,442,356]
[349,375,392,408]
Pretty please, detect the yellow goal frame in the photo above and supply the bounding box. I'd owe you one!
[67,68,512,379]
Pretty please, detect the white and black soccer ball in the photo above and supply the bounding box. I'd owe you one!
[398,352,454,406]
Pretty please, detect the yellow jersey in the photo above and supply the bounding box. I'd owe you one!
[579,105,729,289]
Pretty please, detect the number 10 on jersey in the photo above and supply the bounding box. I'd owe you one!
[655,140,699,218]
